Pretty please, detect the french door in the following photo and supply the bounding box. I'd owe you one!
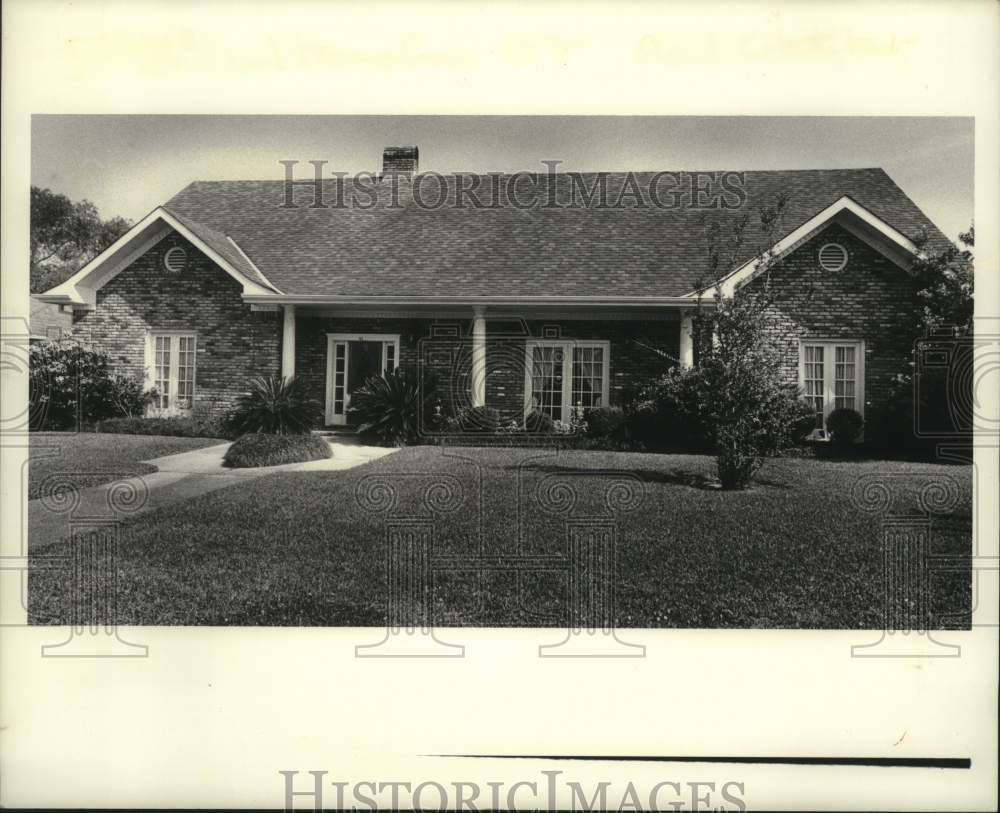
[799,339,865,430]
[148,333,196,415]
[326,333,400,425]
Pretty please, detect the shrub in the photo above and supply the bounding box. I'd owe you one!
[349,368,425,447]
[584,405,626,438]
[230,376,320,436]
[222,433,332,468]
[826,407,864,449]
[457,405,500,433]
[95,415,236,439]
[660,289,814,489]
[525,409,555,433]
[29,341,153,429]
[628,387,711,453]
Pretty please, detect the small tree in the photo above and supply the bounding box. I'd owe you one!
[640,192,812,488]
[664,288,812,489]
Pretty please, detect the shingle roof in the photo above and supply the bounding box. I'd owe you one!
[162,168,950,298]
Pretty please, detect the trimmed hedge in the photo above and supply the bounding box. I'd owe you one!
[585,405,626,438]
[95,416,237,440]
[222,433,332,469]
[826,407,865,448]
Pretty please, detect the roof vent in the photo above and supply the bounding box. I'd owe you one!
[382,146,419,178]
[818,242,848,272]
[163,246,187,274]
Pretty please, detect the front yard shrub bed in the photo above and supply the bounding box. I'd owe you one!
[95,416,238,440]
[222,433,332,468]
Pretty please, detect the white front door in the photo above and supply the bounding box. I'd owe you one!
[326,333,400,426]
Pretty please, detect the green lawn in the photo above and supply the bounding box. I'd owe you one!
[28,446,973,628]
[28,432,228,501]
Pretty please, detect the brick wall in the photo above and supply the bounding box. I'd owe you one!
[747,222,922,415]
[71,231,281,414]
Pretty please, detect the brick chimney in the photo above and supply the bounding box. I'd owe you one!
[382,146,419,178]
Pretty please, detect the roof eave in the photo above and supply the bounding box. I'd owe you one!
[242,294,696,308]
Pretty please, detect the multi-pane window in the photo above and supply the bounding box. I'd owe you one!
[834,345,857,410]
[572,345,605,411]
[384,342,396,373]
[803,345,825,428]
[149,333,196,413]
[799,340,863,431]
[531,346,565,419]
[332,341,347,418]
[526,341,609,423]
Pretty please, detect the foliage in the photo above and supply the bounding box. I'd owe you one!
[230,376,321,436]
[911,225,974,336]
[825,408,864,448]
[95,415,237,440]
[222,433,332,468]
[657,288,814,489]
[30,341,153,430]
[525,409,556,433]
[454,405,501,433]
[348,367,425,447]
[872,223,975,456]
[584,405,626,439]
[31,186,132,293]
[625,394,710,453]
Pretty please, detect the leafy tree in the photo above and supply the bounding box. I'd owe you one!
[30,186,132,293]
[651,288,813,489]
[636,193,814,488]
[911,224,974,336]
[872,224,976,452]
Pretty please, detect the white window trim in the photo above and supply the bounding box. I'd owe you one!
[797,338,866,433]
[144,330,198,416]
[325,332,401,425]
[523,339,611,423]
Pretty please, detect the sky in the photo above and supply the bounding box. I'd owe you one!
[31,115,974,241]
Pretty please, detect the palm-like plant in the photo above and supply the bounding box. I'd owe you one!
[230,375,320,436]
[349,368,424,446]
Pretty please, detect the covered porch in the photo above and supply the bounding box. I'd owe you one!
[269,301,695,428]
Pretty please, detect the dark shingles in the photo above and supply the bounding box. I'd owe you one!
[162,169,951,298]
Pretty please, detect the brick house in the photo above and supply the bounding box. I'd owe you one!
[36,147,950,435]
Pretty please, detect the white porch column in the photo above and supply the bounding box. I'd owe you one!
[471,305,486,407]
[679,313,694,368]
[281,304,296,379]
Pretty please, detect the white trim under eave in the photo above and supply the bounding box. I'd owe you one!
[34,207,277,306]
[241,294,695,307]
[682,195,925,299]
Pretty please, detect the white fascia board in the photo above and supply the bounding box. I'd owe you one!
[241,294,694,307]
[683,195,925,299]
[35,207,276,305]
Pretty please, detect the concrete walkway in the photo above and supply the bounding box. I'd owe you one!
[29,437,397,549]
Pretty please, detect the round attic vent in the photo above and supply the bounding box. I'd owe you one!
[818,242,848,272]
[163,246,187,274]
